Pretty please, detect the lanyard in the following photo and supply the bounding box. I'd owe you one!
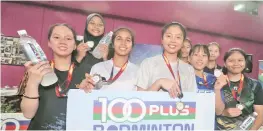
[50,60,75,97]
[162,54,183,97]
[226,74,244,101]
[108,59,128,83]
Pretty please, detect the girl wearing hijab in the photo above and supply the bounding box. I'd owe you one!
[73,13,113,80]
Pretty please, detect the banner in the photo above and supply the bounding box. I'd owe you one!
[67,89,215,130]
[0,113,30,130]
[130,44,162,65]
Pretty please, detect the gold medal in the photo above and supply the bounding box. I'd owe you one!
[176,101,185,111]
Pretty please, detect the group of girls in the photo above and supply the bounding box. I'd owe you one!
[20,13,263,130]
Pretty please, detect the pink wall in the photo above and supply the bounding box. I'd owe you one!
[1,2,263,87]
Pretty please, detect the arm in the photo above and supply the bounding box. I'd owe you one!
[214,75,228,115]
[215,89,225,115]
[250,82,263,130]
[20,81,39,119]
[250,105,263,130]
[75,42,90,63]
[21,61,52,119]
[136,59,151,91]
[187,66,197,92]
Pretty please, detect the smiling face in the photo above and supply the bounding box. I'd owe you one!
[113,29,133,57]
[225,51,246,75]
[162,25,184,55]
[189,46,209,71]
[87,16,105,37]
[208,44,220,61]
[48,25,76,57]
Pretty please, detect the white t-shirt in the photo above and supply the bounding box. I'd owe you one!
[90,60,138,91]
[136,54,197,92]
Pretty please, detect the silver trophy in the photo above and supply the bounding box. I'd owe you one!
[18,30,58,87]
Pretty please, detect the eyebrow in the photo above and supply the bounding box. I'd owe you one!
[165,32,182,36]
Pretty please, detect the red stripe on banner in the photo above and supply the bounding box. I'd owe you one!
[93,107,195,114]
[5,125,28,130]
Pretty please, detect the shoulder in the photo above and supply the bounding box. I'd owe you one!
[179,60,194,73]
[244,76,262,90]
[92,60,111,70]
[128,62,139,70]
[139,54,162,67]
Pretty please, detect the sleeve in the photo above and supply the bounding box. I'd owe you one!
[135,59,151,90]
[187,66,197,92]
[89,64,98,75]
[254,81,263,105]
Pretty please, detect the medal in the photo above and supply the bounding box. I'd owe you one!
[236,104,244,110]
[233,86,238,91]
[214,69,222,78]
[87,41,94,48]
[92,74,107,90]
[176,101,185,111]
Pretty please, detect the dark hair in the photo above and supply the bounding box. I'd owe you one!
[178,37,192,58]
[189,44,210,58]
[108,27,135,59]
[111,27,135,46]
[208,42,221,52]
[47,23,77,43]
[161,22,186,40]
[222,48,247,74]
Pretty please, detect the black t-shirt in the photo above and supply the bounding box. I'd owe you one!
[73,52,102,81]
[216,76,263,130]
[28,67,82,130]
[204,64,222,75]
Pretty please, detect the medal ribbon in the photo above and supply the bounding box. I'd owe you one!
[108,59,128,82]
[226,74,244,101]
[162,54,182,94]
[202,73,208,88]
[50,60,75,97]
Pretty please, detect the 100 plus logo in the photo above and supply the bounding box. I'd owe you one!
[93,98,196,123]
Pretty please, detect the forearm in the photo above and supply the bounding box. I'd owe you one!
[215,89,225,115]
[250,115,263,130]
[76,54,85,63]
[21,82,39,119]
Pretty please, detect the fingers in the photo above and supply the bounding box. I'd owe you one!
[169,87,176,99]
[78,73,95,93]
[227,108,242,117]
[24,61,34,69]
[77,43,89,51]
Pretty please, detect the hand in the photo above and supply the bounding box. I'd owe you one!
[25,61,53,87]
[77,42,90,59]
[77,73,95,93]
[157,78,181,99]
[224,108,242,117]
[214,74,228,90]
[99,44,109,61]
